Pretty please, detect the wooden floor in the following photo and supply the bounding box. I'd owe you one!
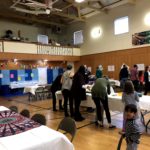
[0,95,150,150]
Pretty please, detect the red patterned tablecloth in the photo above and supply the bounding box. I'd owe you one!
[0,110,40,137]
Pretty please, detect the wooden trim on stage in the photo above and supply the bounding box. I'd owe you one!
[0,52,80,62]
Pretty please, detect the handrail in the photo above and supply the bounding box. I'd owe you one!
[0,39,77,48]
[37,44,73,56]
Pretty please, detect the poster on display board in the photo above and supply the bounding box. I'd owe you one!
[108,65,115,72]
[132,30,150,45]
[38,67,47,85]
[137,64,145,71]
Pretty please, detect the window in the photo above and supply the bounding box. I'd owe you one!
[73,30,83,45]
[114,16,129,35]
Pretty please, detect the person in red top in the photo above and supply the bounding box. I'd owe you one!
[130,65,139,91]
[138,71,144,92]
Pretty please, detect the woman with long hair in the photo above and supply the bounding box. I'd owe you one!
[71,65,86,121]
[144,66,150,95]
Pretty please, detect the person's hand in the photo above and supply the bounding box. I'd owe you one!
[87,86,91,91]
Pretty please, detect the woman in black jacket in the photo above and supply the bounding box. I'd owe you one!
[51,74,63,111]
[71,65,86,121]
[119,64,129,89]
[144,66,150,95]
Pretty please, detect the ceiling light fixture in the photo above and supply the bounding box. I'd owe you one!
[91,27,102,39]
[75,0,85,3]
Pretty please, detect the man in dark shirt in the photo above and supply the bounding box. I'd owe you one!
[119,64,129,89]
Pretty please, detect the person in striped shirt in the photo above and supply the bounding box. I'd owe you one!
[124,104,142,150]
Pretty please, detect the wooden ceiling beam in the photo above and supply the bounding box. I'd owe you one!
[61,4,73,10]
[0,12,66,27]
[51,11,85,22]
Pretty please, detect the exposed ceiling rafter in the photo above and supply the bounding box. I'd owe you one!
[0,12,66,27]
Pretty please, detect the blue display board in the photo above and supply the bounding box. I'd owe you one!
[1,70,10,85]
[18,70,25,81]
[0,70,1,85]
[47,69,53,84]
[25,69,32,81]
[53,69,59,81]
[32,69,39,81]
[10,70,18,82]
[58,68,64,74]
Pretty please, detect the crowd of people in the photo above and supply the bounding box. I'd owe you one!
[51,63,145,150]
[119,64,150,95]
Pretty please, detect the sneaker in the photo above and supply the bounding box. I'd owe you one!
[119,131,125,135]
[109,125,116,129]
[74,116,85,122]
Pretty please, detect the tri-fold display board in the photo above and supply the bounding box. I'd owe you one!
[0,68,63,96]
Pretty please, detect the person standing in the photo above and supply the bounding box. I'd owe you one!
[138,71,144,92]
[144,66,150,95]
[119,64,130,89]
[124,104,142,150]
[51,74,63,111]
[91,77,116,128]
[84,65,91,84]
[122,80,140,131]
[71,65,86,121]
[96,66,103,79]
[130,65,139,91]
[61,65,74,117]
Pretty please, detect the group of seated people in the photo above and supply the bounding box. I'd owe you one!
[51,64,145,150]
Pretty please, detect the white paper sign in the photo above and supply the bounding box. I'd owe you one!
[137,64,145,71]
[108,65,115,72]
[88,67,92,72]
[0,74,3,78]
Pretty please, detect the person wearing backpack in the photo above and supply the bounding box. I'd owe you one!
[61,65,74,117]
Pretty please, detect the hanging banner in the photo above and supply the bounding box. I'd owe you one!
[132,30,150,45]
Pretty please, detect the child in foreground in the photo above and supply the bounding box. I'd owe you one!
[122,80,140,131]
[123,104,142,150]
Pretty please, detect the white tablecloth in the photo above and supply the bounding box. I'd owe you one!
[55,91,150,112]
[82,93,150,112]
[0,106,74,150]
[10,81,39,89]
[24,85,40,95]
[109,79,120,87]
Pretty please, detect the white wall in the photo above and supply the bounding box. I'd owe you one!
[67,0,150,55]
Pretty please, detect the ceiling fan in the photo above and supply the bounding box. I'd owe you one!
[11,0,62,15]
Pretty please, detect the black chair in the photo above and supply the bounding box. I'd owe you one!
[31,114,46,125]
[146,119,150,132]
[141,110,149,132]
[43,84,52,99]
[117,134,125,150]
[20,109,30,118]
[9,106,18,113]
[57,117,77,142]
[35,87,44,100]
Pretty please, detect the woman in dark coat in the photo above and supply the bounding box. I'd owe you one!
[51,74,63,111]
[144,66,150,95]
[71,65,86,121]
